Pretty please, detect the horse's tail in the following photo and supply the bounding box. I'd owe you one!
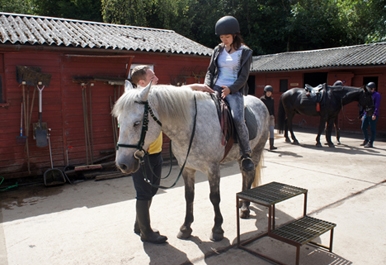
[277,97,286,134]
[252,152,264,188]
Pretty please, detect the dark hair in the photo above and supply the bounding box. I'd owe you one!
[131,65,150,86]
[232,33,244,50]
[220,33,245,50]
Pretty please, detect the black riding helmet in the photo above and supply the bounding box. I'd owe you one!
[333,80,343,86]
[264,85,273,93]
[366,82,376,90]
[215,16,240,36]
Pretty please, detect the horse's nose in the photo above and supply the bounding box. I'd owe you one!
[116,156,129,172]
[117,163,128,171]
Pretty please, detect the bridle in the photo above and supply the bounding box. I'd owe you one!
[116,96,198,189]
[340,87,373,124]
[116,100,161,158]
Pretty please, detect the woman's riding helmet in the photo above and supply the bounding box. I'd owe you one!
[333,80,343,86]
[264,85,273,93]
[215,16,240,36]
[366,82,376,89]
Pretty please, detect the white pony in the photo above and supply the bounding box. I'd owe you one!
[112,82,269,241]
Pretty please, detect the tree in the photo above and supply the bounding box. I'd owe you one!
[101,0,180,29]
[30,0,102,21]
[0,0,34,14]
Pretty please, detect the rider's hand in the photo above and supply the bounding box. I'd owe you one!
[221,86,230,99]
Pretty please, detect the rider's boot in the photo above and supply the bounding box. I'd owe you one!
[136,200,167,244]
[241,153,255,172]
[269,138,277,150]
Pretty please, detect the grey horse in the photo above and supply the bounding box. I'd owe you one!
[112,82,269,241]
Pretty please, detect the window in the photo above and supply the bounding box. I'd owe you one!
[280,79,288,92]
[363,76,378,91]
[303,72,327,87]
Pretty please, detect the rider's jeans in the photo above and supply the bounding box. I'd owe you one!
[213,85,251,157]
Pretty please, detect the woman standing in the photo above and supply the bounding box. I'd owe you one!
[260,85,277,150]
[204,15,254,171]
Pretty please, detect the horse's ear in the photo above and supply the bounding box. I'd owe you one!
[125,80,134,92]
[139,81,152,101]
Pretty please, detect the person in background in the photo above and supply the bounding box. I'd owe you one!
[129,65,167,244]
[360,81,381,148]
[260,85,277,150]
[203,15,254,171]
[333,80,343,86]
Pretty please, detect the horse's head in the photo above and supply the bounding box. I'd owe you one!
[359,85,375,115]
[112,82,162,174]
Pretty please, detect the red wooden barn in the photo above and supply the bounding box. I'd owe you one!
[0,12,212,180]
[249,43,386,135]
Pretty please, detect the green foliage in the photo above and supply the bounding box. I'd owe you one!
[25,0,102,21]
[1,0,385,54]
[0,0,34,14]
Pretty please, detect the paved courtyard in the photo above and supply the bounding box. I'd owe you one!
[1,130,385,265]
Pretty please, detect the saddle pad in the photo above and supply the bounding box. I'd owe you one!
[245,105,257,140]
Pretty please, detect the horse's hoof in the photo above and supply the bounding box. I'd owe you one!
[293,140,300,145]
[328,144,335,148]
[240,209,250,219]
[316,143,322,147]
[210,228,224,242]
[285,138,291,143]
[177,227,192,239]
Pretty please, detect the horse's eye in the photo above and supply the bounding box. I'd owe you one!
[134,121,141,127]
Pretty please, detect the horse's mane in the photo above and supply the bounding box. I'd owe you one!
[112,85,210,125]
[150,85,210,124]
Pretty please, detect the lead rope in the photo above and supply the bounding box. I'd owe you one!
[143,95,197,189]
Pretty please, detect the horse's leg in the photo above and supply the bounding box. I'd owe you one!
[284,119,291,143]
[287,114,299,144]
[315,119,325,147]
[207,165,224,241]
[177,168,196,240]
[335,117,341,144]
[239,171,255,219]
[326,119,335,148]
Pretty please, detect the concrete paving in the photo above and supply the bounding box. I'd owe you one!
[1,130,385,265]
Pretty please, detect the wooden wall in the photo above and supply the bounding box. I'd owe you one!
[0,49,210,179]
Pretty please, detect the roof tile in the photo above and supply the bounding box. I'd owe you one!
[251,42,386,72]
[0,12,212,56]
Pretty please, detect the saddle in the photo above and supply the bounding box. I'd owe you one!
[210,94,257,161]
[303,84,325,112]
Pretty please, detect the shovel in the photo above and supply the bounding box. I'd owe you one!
[16,101,27,144]
[34,84,48,147]
[44,129,66,186]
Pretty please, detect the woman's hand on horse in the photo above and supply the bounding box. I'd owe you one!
[189,84,215,93]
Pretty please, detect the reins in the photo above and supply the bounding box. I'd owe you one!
[340,99,357,124]
[116,95,198,189]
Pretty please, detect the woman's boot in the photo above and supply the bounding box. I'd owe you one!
[269,138,277,150]
[136,200,167,244]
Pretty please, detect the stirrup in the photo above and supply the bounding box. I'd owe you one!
[241,155,254,171]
